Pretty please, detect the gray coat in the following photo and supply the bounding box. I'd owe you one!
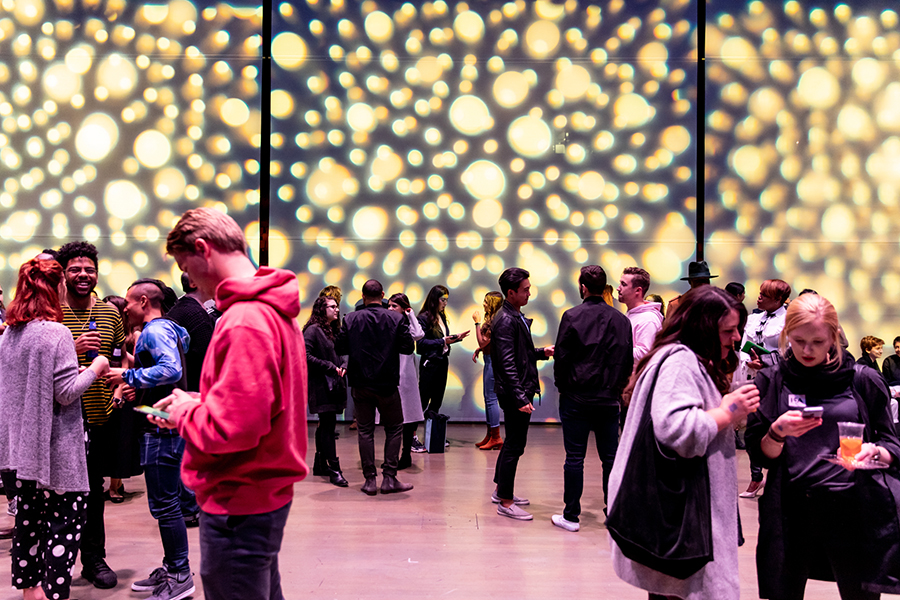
[608,344,739,600]
[0,320,97,492]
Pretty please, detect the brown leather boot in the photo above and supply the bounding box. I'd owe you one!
[474,424,491,447]
[480,427,503,450]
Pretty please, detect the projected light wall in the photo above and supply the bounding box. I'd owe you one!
[272,0,697,420]
[0,0,262,296]
[706,1,900,352]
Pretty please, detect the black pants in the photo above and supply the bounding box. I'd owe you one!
[315,412,338,461]
[1,469,16,502]
[199,501,291,600]
[12,479,88,599]
[401,422,416,460]
[419,357,448,413]
[82,421,111,566]
[771,489,879,600]
[493,398,532,500]
[352,387,404,478]
[559,399,619,521]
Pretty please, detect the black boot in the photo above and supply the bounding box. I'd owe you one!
[312,452,328,477]
[326,458,349,487]
[398,453,412,470]
[361,477,377,496]
[380,474,413,494]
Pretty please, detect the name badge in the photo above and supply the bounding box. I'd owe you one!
[788,394,807,408]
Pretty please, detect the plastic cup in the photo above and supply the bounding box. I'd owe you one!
[837,421,864,462]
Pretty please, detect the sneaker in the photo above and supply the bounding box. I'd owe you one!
[6,496,15,517]
[148,572,195,600]
[491,490,529,505]
[82,558,118,589]
[497,503,533,520]
[551,514,580,532]
[444,439,450,447]
[410,436,427,453]
[132,567,169,592]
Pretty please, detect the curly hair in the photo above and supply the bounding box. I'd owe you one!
[56,241,98,269]
[303,296,337,340]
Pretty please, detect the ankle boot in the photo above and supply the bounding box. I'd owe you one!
[475,424,491,447]
[312,451,328,476]
[381,474,413,494]
[361,476,377,496]
[326,458,349,487]
[480,427,503,450]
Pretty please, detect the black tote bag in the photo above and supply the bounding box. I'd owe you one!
[606,363,714,580]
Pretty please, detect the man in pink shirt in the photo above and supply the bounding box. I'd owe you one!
[616,267,664,367]
[149,208,308,600]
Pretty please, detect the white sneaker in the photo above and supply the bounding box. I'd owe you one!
[497,503,533,520]
[551,514,580,532]
[491,490,529,505]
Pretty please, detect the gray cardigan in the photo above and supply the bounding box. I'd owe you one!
[0,320,97,492]
[608,344,739,600]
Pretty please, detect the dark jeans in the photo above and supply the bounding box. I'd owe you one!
[315,411,338,461]
[559,399,620,522]
[750,456,764,483]
[141,432,191,573]
[199,501,291,600]
[82,421,110,566]
[13,480,87,599]
[401,422,416,459]
[419,357,448,413]
[1,468,16,501]
[352,387,404,478]
[493,398,532,500]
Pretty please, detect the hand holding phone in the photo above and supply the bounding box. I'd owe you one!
[801,406,824,419]
[133,405,171,420]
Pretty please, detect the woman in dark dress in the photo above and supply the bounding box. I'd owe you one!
[303,296,348,487]
[411,285,469,452]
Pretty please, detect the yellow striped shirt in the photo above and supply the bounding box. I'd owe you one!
[62,300,125,425]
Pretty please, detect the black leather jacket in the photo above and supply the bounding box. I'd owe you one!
[489,300,549,409]
[553,296,633,405]
[334,303,414,392]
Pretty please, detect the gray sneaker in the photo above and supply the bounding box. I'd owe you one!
[132,567,168,592]
[410,435,427,453]
[497,503,533,520]
[148,572,195,600]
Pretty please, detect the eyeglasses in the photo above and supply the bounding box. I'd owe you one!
[66,267,97,276]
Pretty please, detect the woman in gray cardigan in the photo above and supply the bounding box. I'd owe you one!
[608,286,759,600]
[0,258,108,600]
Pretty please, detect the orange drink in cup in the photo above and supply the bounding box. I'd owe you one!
[837,422,865,463]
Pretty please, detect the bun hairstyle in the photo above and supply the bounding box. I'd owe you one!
[6,258,65,327]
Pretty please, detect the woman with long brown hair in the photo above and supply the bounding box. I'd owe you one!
[0,258,109,600]
[472,291,505,450]
[608,285,758,600]
[303,295,348,487]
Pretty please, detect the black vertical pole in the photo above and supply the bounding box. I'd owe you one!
[696,0,706,262]
[259,0,272,266]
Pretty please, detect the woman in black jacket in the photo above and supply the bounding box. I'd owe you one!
[303,296,348,487]
[411,285,468,452]
[746,293,900,599]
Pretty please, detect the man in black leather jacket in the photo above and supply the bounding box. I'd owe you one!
[490,267,554,521]
[550,265,633,532]
[335,279,415,496]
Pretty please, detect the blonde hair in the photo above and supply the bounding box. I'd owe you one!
[779,293,843,365]
[166,207,247,256]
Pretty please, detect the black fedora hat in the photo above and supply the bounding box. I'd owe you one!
[680,260,718,281]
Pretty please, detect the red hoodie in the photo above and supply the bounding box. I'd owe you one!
[170,267,309,515]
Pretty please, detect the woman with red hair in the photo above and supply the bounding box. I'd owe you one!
[0,258,109,600]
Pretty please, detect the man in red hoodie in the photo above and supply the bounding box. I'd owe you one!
[149,208,308,600]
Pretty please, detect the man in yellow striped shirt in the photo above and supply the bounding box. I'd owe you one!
[58,241,126,590]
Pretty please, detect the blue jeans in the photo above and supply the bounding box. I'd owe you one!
[559,399,620,522]
[483,356,500,428]
[199,501,291,600]
[141,432,191,573]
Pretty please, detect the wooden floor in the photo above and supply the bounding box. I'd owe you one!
[0,423,892,600]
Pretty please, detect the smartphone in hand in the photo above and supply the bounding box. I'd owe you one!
[133,405,171,420]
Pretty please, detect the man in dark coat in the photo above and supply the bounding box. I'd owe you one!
[551,265,633,532]
[335,279,415,495]
[490,267,554,521]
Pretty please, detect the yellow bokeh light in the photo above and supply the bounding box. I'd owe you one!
[556,65,591,100]
[352,206,389,240]
[364,11,394,44]
[221,98,250,127]
[272,32,308,70]
[493,71,530,108]
[449,95,493,136]
[75,113,118,162]
[462,160,505,200]
[524,20,560,58]
[473,198,503,229]
[508,115,551,158]
[134,130,171,169]
[104,180,145,220]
